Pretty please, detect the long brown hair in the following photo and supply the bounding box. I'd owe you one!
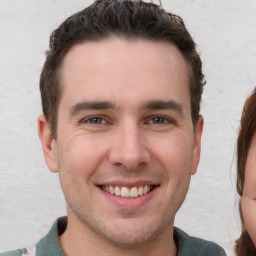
[235,89,256,256]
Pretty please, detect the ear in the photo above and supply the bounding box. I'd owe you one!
[38,114,58,173]
[191,115,204,175]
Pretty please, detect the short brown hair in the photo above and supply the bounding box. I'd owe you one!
[235,89,256,256]
[40,0,205,138]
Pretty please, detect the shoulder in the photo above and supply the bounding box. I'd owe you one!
[0,248,28,256]
[174,227,227,256]
[0,218,65,256]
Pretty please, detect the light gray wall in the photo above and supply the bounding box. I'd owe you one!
[1,1,256,255]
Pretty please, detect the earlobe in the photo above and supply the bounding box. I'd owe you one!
[191,115,204,175]
[38,114,58,173]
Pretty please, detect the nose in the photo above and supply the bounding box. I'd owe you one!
[108,122,151,171]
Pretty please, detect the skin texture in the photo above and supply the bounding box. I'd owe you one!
[241,133,256,248]
[38,38,203,256]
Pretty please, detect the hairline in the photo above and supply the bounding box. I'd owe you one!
[237,91,256,196]
[51,36,198,137]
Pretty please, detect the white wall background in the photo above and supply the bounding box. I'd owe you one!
[1,0,256,255]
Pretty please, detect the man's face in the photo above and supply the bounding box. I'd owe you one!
[41,38,203,247]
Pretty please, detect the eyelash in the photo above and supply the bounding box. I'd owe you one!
[80,115,174,126]
[81,116,109,125]
[147,116,173,125]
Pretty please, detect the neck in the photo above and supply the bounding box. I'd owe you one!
[59,215,177,256]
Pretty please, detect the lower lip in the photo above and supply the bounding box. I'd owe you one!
[99,187,159,209]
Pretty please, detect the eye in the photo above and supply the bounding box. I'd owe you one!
[83,116,107,125]
[148,116,170,124]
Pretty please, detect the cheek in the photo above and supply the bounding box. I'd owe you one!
[152,134,194,196]
[241,197,256,246]
[150,133,194,173]
[57,135,107,178]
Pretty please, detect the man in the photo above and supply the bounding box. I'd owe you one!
[2,1,226,255]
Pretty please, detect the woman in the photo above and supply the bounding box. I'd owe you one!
[235,88,256,256]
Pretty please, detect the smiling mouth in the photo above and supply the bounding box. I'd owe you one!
[100,185,156,198]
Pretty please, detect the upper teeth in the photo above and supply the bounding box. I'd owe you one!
[102,185,151,198]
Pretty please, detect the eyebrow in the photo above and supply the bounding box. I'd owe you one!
[144,100,183,114]
[70,101,115,116]
[69,99,183,116]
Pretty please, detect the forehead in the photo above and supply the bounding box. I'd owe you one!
[243,132,256,195]
[248,133,256,156]
[59,38,190,110]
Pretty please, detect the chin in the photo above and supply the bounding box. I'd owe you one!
[93,217,171,248]
[102,228,157,248]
